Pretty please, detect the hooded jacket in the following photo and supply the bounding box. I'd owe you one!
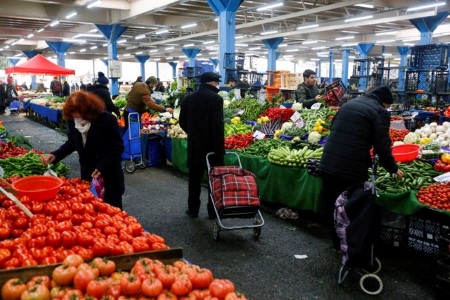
[87,84,120,116]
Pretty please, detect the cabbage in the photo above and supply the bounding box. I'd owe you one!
[218,91,230,100]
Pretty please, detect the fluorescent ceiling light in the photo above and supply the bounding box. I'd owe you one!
[49,20,59,27]
[312,46,328,50]
[354,4,374,9]
[382,53,392,56]
[209,51,218,55]
[403,43,415,46]
[406,2,445,12]
[135,34,146,40]
[302,40,318,45]
[102,43,107,47]
[13,53,21,57]
[87,0,102,9]
[311,58,320,61]
[249,47,261,50]
[236,43,248,47]
[317,52,329,55]
[165,47,174,50]
[349,56,356,59]
[89,29,98,33]
[261,30,278,35]
[393,58,401,61]
[124,54,130,57]
[118,39,126,44]
[150,49,158,53]
[203,40,215,45]
[66,11,77,19]
[285,49,299,52]
[4,46,9,49]
[80,49,86,52]
[345,15,373,23]
[183,43,194,47]
[154,58,161,61]
[335,36,354,40]
[335,59,342,62]
[37,28,44,33]
[27,33,34,38]
[90,46,97,50]
[283,55,294,58]
[69,52,75,54]
[297,24,319,30]
[257,2,283,11]
[342,43,357,47]
[63,38,86,43]
[341,30,358,34]
[375,31,398,36]
[135,51,143,55]
[73,33,103,38]
[155,29,169,35]
[402,37,420,42]
[197,54,202,57]
[166,56,173,60]
[235,35,244,40]
[181,23,196,29]
[278,43,287,47]
[375,39,396,44]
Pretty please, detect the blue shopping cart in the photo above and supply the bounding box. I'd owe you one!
[121,112,147,173]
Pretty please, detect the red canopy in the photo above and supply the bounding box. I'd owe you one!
[5,54,75,76]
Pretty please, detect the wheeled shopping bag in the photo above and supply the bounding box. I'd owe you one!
[335,156,383,295]
[121,112,147,173]
[206,152,264,241]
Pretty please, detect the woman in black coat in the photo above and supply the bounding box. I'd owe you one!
[41,91,125,209]
[88,72,121,117]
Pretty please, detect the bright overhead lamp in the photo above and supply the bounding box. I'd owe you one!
[166,56,173,60]
[354,4,374,9]
[345,15,373,23]
[102,43,107,47]
[285,49,299,52]
[249,47,261,50]
[87,0,102,9]
[135,51,143,55]
[235,35,244,40]
[183,43,194,47]
[149,49,158,53]
[63,38,86,43]
[283,55,294,58]
[349,56,356,59]
[4,46,9,49]
[310,58,320,61]
[312,46,328,50]
[73,33,103,38]
[79,48,86,52]
[89,29,98,33]
[37,28,44,33]
[403,43,415,46]
[117,39,126,44]
[90,46,97,50]
[382,53,392,56]
[66,11,77,19]
[135,34,146,40]
[341,30,358,34]
[181,23,196,29]
[165,47,174,50]
[155,29,169,35]
[375,31,398,36]
[203,40,215,45]
[278,43,287,47]
[209,51,218,55]
[261,30,278,35]
[153,58,161,61]
[297,24,319,30]
[302,40,318,45]
[257,2,283,11]
[27,33,34,38]
[375,39,396,44]
[406,2,445,12]
[341,43,358,47]
[68,52,75,54]
[236,43,248,47]
[402,37,420,42]
[49,20,60,27]
[123,53,131,57]
[335,36,354,40]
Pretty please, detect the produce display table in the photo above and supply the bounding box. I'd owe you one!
[28,103,64,128]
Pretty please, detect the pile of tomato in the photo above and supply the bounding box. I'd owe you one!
[389,128,410,142]
[416,182,450,212]
[0,177,168,269]
[2,254,246,300]
[0,141,37,159]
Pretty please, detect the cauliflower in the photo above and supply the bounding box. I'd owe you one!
[292,102,303,111]
[404,132,419,144]
[307,131,322,144]
[393,141,405,146]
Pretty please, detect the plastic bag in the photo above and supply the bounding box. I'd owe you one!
[91,177,105,199]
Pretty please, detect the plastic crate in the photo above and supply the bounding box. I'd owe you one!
[223,53,245,71]
[265,86,280,102]
[146,138,161,167]
[165,137,172,162]
[433,70,449,94]
[409,44,449,70]
[185,67,202,78]
[379,210,407,249]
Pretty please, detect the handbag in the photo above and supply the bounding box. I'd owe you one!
[91,177,105,199]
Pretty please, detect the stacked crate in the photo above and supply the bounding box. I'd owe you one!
[436,225,450,298]
[280,73,302,90]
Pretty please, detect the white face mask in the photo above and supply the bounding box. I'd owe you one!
[74,117,88,126]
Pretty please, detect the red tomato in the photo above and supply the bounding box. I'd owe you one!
[63,254,84,267]
[1,278,27,300]
[52,264,77,286]
[40,256,58,265]
[61,289,83,300]
[209,279,235,299]
[73,269,96,292]
[141,277,163,297]
[189,267,213,290]
[171,277,192,296]
[224,292,248,300]
[0,226,11,239]
[20,285,50,300]
[157,267,176,289]
[0,248,11,266]
[86,279,107,298]
[3,257,20,269]
[61,231,77,248]
[91,257,116,276]
[120,273,141,296]
[157,291,178,300]
[26,276,51,289]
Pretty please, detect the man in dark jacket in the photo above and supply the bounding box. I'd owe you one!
[179,72,225,219]
[87,72,121,117]
[62,80,70,97]
[296,69,324,108]
[0,80,6,114]
[318,85,404,248]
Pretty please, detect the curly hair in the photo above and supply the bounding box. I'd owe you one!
[62,91,105,122]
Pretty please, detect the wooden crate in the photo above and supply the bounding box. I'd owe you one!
[0,248,183,288]
[280,73,302,90]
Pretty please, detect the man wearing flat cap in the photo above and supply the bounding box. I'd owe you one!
[124,75,173,128]
[87,72,120,117]
[179,72,225,219]
[318,85,404,249]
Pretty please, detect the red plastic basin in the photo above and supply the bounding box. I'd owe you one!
[391,144,420,162]
[12,175,63,201]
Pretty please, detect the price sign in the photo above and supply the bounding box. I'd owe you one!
[234,89,241,99]
[311,102,322,110]
[290,111,301,122]
[253,130,266,140]
[236,109,245,115]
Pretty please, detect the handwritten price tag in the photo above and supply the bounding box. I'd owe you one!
[311,102,322,110]
[253,130,266,140]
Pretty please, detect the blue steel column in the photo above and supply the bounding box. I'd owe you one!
[96,24,128,97]
[410,12,449,45]
[210,58,219,72]
[397,46,409,92]
[341,49,350,87]
[46,42,73,67]
[207,0,243,81]
[168,62,178,79]
[135,55,150,80]
[262,37,283,71]
[101,59,109,68]
[355,43,374,91]
[7,58,20,66]
[328,51,334,84]
[22,51,39,89]
[182,48,201,67]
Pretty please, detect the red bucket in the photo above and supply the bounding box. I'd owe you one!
[391,144,420,162]
[12,175,63,201]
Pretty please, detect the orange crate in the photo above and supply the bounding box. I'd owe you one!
[266,86,280,102]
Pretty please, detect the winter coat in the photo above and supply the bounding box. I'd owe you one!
[318,92,398,182]
[62,82,70,97]
[296,82,320,108]
[125,82,165,113]
[51,112,125,201]
[6,83,18,104]
[87,84,120,116]
[179,83,225,169]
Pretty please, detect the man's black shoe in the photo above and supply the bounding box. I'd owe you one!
[185,210,198,218]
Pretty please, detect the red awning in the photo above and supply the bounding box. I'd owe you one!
[5,54,75,76]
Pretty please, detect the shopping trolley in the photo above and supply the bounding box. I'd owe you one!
[206,152,264,241]
[9,100,20,115]
[121,112,147,173]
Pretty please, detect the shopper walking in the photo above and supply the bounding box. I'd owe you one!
[295,69,323,108]
[318,85,403,248]
[87,72,120,117]
[50,76,62,96]
[62,80,70,97]
[0,80,6,114]
[41,91,125,209]
[179,72,225,219]
[6,77,18,106]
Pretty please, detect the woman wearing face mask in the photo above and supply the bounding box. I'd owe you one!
[41,91,125,209]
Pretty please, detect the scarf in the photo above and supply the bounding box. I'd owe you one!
[74,119,91,146]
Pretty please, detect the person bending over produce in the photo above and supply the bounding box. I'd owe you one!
[41,91,125,209]
[179,72,225,219]
[318,85,404,249]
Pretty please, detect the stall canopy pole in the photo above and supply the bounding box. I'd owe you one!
[135,55,150,80]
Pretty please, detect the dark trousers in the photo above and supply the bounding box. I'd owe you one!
[321,173,363,249]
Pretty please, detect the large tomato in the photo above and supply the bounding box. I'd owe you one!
[52,264,77,286]
[73,269,96,292]
[1,278,27,300]
[141,277,163,297]
[188,267,213,289]
[86,279,107,298]
[209,279,235,299]
[62,254,84,268]
[120,273,141,296]
[157,292,178,300]
[171,277,192,296]
[20,285,50,300]
[26,275,51,289]
[91,257,116,276]
[224,292,247,300]
[157,267,176,289]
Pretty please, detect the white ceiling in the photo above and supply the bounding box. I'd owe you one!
[0,0,449,64]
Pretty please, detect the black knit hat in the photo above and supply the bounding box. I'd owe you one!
[370,85,393,104]
[97,72,109,85]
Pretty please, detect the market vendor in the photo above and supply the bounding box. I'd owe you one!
[295,69,324,109]
[123,76,173,128]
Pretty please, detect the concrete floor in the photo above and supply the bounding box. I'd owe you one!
[0,113,440,299]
